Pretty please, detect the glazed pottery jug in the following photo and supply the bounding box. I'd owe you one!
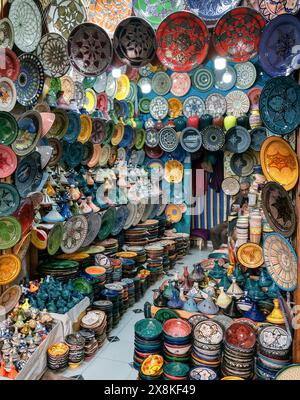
[266,299,285,324]
[249,109,262,129]
[216,287,232,309]
[224,114,237,131]
[227,278,244,299]
[244,301,265,322]
[197,295,219,315]
[183,297,198,313]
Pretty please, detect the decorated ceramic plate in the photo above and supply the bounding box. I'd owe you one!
[124,203,137,229]
[93,72,107,93]
[0,18,14,49]
[15,152,43,198]
[135,129,146,150]
[194,320,224,344]
[87,0,132,37]
[47,138,62,167]
[276,365,300,380]
[113,17,157,68]
[221,177,240,196]
[0,285,22,314]
[183,96,205,118]
[98,208,116,241]
[61,215,88,254]
[47,109,69,140]
[62,142,83,167]
[180,127,202,153]
[192,67,214,91]
[234,62,257,89]
[202,126,225,152]
[133,0,185,28]
[78,115,93,144]
[226,91,250,117]
[60,75,75,103]
[262,181,296,238]
[156,11,210,72]
[47,222,63,256]
[0,112,18,145]
[99,144,111,166]
[170,73,191,97]
[159,127,178,152]
[84,88,97,114]
[0,48,20,81]
[82,213,102,248]
[168,98,183,119]
[12,111,42,156]
[139,98,151,114]
[164,160,184,183]
[214,65,236,91]
[0,184,20,217]
[115,75,130,101]
[248,0,300,21]
[105,73,118,98]
[259,76,300,135]
[205,93,227,118]
[63,111,81,143]
[111,123,124,146]
[152,72,171,96]
[250,127,267,152]
[165,204,182,223]
[226,126,251,153]
[0,254,21,285]
[213,7,266,62]
[248,87,262,110]
[230,151,255,177]
[37,33,70,78]
[263,233,297,291]
[0,77,16,112]
[9,0,42,53]
[47,0,87,40]
[68,23,112,77]
[260,136,298,191]
[0,145,17,179]
[16,53,44,107]
[149,96,169,120]
[0,216,22,250]
[237,242,263,268]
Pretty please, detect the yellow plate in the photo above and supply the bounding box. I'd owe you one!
[115,251,137,259]
[260,136,298,191]
[84,89,97,114]
[78,115,92,143]
[0,254,21,285]
[115,74,130,100]
[168,98,183,118]
[237,242,263,269]
[48,342,69,357]
[111,123,124,146]
[221,376,244,380]
[87,144,102,168]
[141,355,164,376]
[165,204,182,224]
[55,252,90,261]
[164,160,184,183]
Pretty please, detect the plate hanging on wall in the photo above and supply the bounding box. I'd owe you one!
[0,48,20,82]
[61,215,89,254]
[230,151,255,177]
[192,67,215,92]
[0,78,17,112]
[133,0,185,28]
[0,18,14,49]
[247,0,300,21]
[225,126,251,154]
[202,126,225,152]
[0,145,17,179]
[14,152,43,198]
[0,184,20,217]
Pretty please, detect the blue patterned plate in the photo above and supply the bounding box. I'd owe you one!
[63,111,81,143]
[259,76,300,135]
[250,127,267,151]
[226,126,251,153]
[0,183,20,217]
[230,151,255,177]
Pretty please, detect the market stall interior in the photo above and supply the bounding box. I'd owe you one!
[0,0,300,381]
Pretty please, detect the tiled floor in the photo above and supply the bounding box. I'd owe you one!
[62,248,210,380]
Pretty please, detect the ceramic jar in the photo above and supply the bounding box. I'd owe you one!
[249,109,262,129]
[187,116,200,129]
[249,210,262,244]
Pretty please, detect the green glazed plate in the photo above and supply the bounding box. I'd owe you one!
[155,308,179,324]
[103,120,114,144]
[139,97,151,113]
[134,318,163,340]
[163,362,190,377]
[72,278,93,295]
[135,128,146,150]
[0,183,20,217]
[40,260,79,270]
[47,222,64,256]
[98,207,117,241]
[0,216,22,250]
[0,111,18,145]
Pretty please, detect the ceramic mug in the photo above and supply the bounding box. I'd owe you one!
[187,116,200,129]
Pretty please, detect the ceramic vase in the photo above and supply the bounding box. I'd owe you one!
[249,109,262,129]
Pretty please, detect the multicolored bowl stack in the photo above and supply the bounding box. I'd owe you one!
[162,318,192,365]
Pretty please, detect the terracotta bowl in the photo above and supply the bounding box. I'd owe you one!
[163,318,192,338]
[225,322,256,349]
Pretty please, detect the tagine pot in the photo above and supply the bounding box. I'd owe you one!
[167,290,184,309]
[183,297,198,313]
[244,300,265,322]
[216,287,232,309]
[190,264,205,283]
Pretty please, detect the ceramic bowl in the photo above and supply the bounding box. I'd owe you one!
[135,318,163,340]
[85,266,106,278]
[163,318,192,338]
[164,343,191,356]
[40,112,55,137]
[163,335,192,346]
[163,362,190,378]
[225,322,256,349]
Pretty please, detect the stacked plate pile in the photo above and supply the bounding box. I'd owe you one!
[134,319,163,371]
[158,241,170,272]
[192,320,224,373]
[101,289,120,328]
[79,329,98,360]
[126,246,147,266]
[105,283,125,318]
[189,366,218,380]
[137,220,159,242]
[98,238,119,255]
[119,280,129,311]
[95,254,113,283]
[161,239,177,269]
[110,258,123,282]
[163,362,190,380]
[256,325,292,380]
[80,310,107,349]
[163,319,192,365]
[145,244,164,281]
[38,260,80,281]
[65,333,85,368]
[121,258,137,279]
[134,277,142,302]
[84,266,106,295]
[139,355,164,381]
[122,278,136,307]
[157,218,167,237]
[222,322,256,379]
[47,342,70,371]
[174,235,185,259]
[124,227,148,246]
[92,300,114,333]
[236,216,249,246]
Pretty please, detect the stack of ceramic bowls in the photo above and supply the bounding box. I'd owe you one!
[236,216,249,246]
[256,325,292,380]
[126,246,147,266]
[95,254,113,281]
[137,220,159,242]
[163,362,190,380]
[161,239,177,269]
[222,322,256,379]
[262,215,274,241]
[192,320,224,372]
[104,283,124,318]
[145,244,164,280]
[134,319,163,371]
[92,300,113,333]
[124,227,148,246]
[122,278,135,307]
[181,233,190,255]
[121,258,137,279]
[79,329,98,359]
[38,260,80,281]
[189,366,218,380]
[163,319,192,364]
[157,218,167,237]
[110,258,122,282]
[65,333,85,368]
[249,209,262,244]
[98,238,119,255]
[119,280,129,311]
[85,266,106,290]
[157,241,170,272]
[80,310,107,349]
[47,342,69,371]
[139,355,164,381]
[174,235,185,259]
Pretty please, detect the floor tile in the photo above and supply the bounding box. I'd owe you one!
[96,339,134,362]
[83,359,132,380]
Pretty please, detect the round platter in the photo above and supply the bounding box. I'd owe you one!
[68,23,112,77]
[234,62,257,89]
[0,183,20,217]
[262,181,296,238]
[82,213,102,248]
[15,152,43,198]
[202,126,225,152]
[225,90,250,117]
[0,145,17,179]
[12,111,42,156]
[237,242,263,268]
[159,127,178,152]
[156,11,210,72]
[250,127,267,152]
[183,96,205,118]
[192,67,214,91]
[0,216,22,250]
[248,0,300,21]
[9,0,42,53]
[260,136,298,191]
[221,177,240,196]
[152,72,171,96]
[213,7,266,62]
[0,48,20,81]
[259,76,300,135]
[276,365,300,380]
[205,93,227,118]
[0,285,22,314]
[170,73,191,97]
[230,151,255,177]
[61,215,89,254]
[214,65,236,91]
[0,111,18,145]
[0,254,21,285]
[149,97,169,120]
[180,127,202,153]
[0,18,14,49]
[0,78,17,112]
[226,126,251,153]
[47,222,64,256]
[263,233,297,292]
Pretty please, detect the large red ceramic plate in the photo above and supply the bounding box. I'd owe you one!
[156,11,209,72]
[213,7,266,62]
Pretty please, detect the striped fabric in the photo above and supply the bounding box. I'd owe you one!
[192,171,231,230]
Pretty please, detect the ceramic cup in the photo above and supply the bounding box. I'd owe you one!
[187,116,200,129]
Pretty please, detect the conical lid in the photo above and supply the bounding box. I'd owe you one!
[223,296,243,318]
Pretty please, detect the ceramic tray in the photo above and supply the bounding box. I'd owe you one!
[61,215,88,254]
